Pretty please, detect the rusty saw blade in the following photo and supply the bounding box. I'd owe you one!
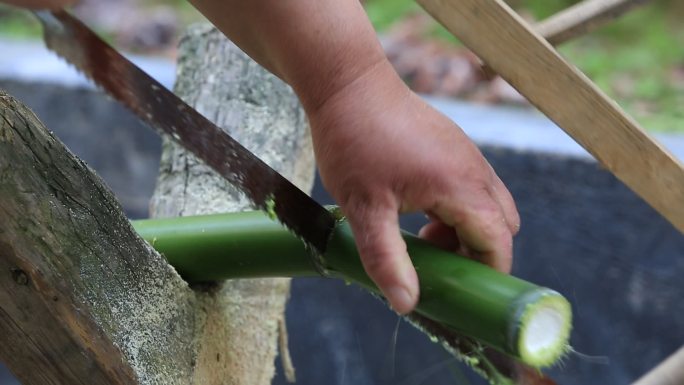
[34,9,336,257]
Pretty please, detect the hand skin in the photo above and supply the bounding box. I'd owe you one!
[310,62,520,313]
[6,0,520,314]
[188,0,521,314]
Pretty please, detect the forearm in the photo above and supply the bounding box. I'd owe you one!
[187,0,390,112]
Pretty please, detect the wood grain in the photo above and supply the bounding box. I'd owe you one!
[0,90,142,385]
[417,0,684,234]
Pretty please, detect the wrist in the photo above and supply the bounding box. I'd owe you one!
[292,54,386,113]
[290,48,399,115]
[303,58,409,121]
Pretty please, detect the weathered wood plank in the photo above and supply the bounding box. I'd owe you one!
[0,90,185,385]
[417,0,684,234]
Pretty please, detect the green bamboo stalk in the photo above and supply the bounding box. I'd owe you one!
[132,209,571,369]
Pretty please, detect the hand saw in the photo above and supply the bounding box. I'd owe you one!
[32,9,336,258]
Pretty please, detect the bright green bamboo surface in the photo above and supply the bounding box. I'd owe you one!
[132,210,571,366]
[132,211,316,280]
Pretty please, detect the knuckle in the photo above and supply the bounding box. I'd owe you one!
[511,215,522,236]
[465,201,503,233]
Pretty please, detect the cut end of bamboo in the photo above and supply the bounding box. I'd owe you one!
[513,290,572,368]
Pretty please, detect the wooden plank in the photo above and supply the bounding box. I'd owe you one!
[538,0,652,45]
[416,0,684,234]
[482,0,650,75]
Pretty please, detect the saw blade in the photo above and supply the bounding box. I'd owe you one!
[34,9,335,257]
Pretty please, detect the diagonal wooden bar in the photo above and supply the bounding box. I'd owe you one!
[417,0,684,234]
[537,0,652,46]
[482,0,651,76]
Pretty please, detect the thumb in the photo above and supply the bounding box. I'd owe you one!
[344,201,419,314]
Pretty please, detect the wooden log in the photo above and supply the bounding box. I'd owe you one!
[149,24,314,384]
[417,0,684,234]
[0,90,201,384]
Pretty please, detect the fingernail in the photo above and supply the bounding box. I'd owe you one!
[387,285,416,315]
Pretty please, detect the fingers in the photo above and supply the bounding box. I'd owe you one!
[432,192,514,273]
[344,199,419,314]
[490,173,521,235]
[418,220,461,252]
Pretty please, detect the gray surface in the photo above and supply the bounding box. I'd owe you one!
[1,61,683,384]
[0,38,176,89]
[424,95,684,162]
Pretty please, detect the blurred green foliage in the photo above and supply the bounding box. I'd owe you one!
[0,0,203,38]
[364,0,421,30]
[559,5,684,132]
[0,5,41,38]
[0,0,681,132]
[365,0,684,132]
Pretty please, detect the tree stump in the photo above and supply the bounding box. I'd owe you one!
[149,24,314,384]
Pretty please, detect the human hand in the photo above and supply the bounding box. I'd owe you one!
[309,61,520,314]
[0,0,74,9]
